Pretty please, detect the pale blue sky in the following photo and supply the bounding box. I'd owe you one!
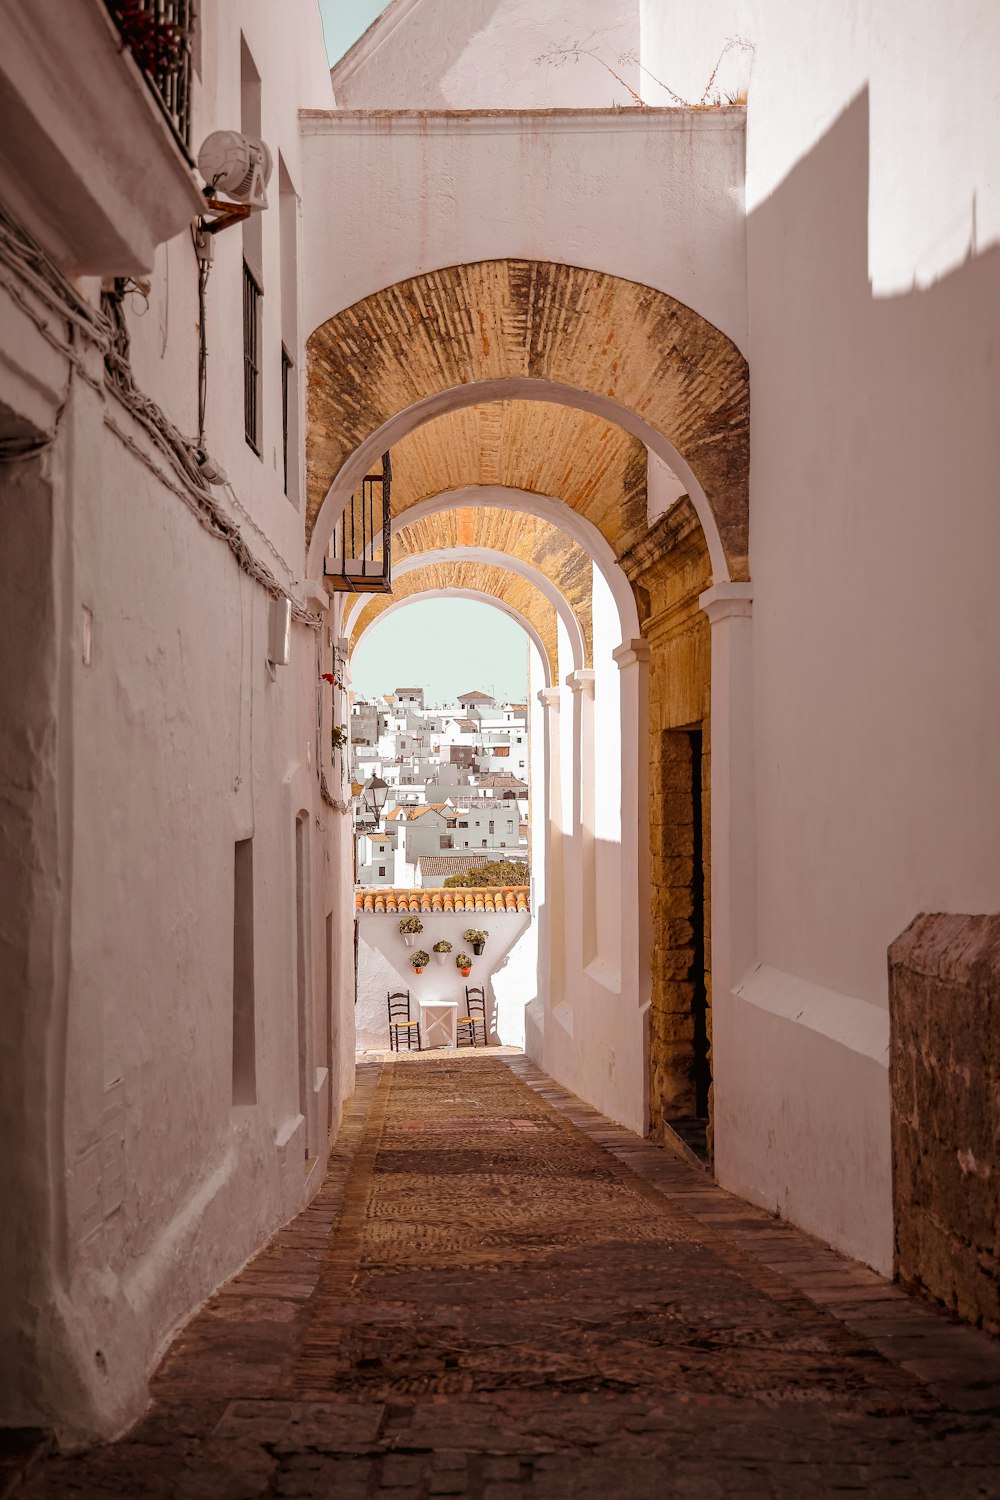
[318,0,391,65]
[351,600,529,706]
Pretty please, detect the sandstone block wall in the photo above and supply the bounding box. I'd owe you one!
[628,499,713,1153]
[889,912,1000,1331]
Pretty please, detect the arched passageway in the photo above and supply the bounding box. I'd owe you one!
[319,290,733,1145]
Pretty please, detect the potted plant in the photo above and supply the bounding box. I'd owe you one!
[455,952,473,978]
[464,928,488,957]
[409,949,430,975]
[432,939,453,967]
[398,916,423,947]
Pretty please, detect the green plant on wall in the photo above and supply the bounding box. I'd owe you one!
[444,860,529,888]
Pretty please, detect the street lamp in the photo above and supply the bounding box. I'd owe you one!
[359,774,388,830]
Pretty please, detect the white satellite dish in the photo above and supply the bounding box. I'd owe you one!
[197,130,273,210]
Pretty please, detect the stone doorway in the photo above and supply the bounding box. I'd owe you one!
[649,725,712,1163]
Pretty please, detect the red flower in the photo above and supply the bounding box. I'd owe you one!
[321,673,336,684]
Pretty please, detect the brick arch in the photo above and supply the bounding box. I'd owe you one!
[306,260,749,579]
[392,507,595,666]
[385,401,647,566]
[345,545,587,671]
[348,560,561,682]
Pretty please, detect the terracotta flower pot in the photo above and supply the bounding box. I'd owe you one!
[412,966,424,975]
[459,966,472,977]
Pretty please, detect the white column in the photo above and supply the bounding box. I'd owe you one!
[565,669,596,969]
[537,686,565,1023]
[699,583,756,1001]
[612,639,651,1025]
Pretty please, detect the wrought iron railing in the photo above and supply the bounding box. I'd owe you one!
[324,453,393,594]
[243,260,261,454]
[104,0,196,155]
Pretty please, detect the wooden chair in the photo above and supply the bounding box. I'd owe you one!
[456,985,488,1048]
[387,990,421,1052]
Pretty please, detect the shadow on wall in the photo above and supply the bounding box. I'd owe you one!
[747,85,1000,1003]
[722,85,1000,1275]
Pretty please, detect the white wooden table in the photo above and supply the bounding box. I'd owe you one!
[420,999,459,1049]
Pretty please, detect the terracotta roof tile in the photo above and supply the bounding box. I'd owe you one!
[355,887,530,914]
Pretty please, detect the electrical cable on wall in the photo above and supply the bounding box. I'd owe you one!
[0,202,321,629]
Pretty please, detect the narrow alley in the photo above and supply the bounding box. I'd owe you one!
[14,1055,1000,1499]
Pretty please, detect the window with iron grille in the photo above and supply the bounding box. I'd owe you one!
[243,260,261,454]
[281,345,293,493]
[104,0,196,154]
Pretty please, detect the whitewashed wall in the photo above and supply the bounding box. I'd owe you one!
[639,0,1000,1272]
[0,0,342,1442]
[301,109,747,356]
[356,908,532,1049]
[535,562,646,1134]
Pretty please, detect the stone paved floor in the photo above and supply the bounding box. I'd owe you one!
[11,1053,1000,1498]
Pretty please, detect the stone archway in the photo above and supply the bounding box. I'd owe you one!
[313,263,750,1154]
[306,261,749,581]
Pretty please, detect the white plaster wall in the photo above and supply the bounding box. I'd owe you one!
[125,0,333,592]
[300,110,747,354]
[356,909,531,1050]
[639,0,755,107]
[714,0,1000,1272]
[526,571,644,1135]
[332,0,640,111]
[0,0,349,1440]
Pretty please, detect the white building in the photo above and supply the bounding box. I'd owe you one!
[452,804,519,853]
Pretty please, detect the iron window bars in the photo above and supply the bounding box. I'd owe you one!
[324,453,393,594]
[104,0,195,157]
[243,260,261,454]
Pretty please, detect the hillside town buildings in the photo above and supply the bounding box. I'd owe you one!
[352,688,529,885]
[1,0,998,1479]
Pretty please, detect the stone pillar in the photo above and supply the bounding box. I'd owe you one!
[613,639,651,1121]
[699,583,755,1173]
[537,686,565,1018]
[565,669,596,969]
[698,584,755,1002]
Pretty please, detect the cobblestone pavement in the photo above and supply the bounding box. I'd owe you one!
[13,1055,1000,1498]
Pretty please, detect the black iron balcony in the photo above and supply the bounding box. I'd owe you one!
[324,453,393,594]
[104,0,195,156]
